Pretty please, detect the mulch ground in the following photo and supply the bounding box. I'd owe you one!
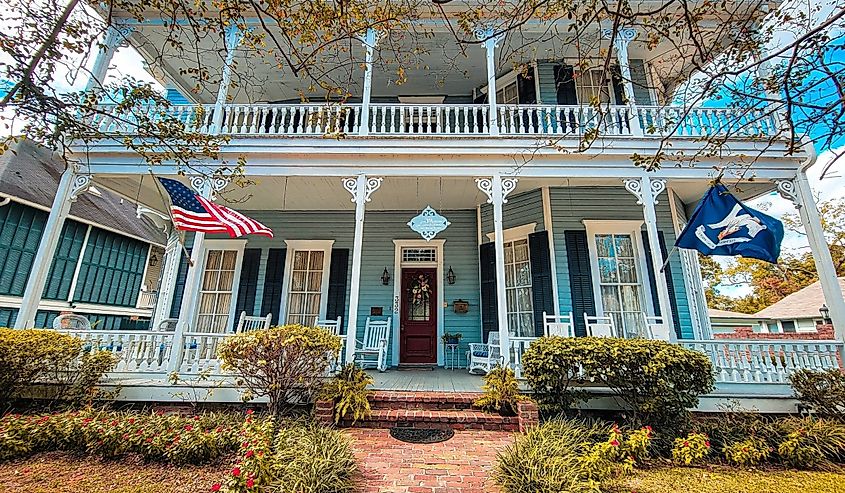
[346,428,514,493]
[0,452,229,493]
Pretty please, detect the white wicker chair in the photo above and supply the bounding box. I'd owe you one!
[543,311,575,337]
[584,314,616,338]
[467,331,501,374]
[353,317,391,372]
[235,312,271,333]
[52,314,91,330]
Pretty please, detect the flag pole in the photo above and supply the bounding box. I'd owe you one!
[659,245,678,273]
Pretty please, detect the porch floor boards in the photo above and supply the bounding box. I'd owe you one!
[366,368,483,393]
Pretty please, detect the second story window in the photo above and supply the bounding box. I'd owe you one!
[496,81,520,104]
[577,69,612,105]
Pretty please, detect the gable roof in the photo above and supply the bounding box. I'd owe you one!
[754,278,845,320]
[0,140,165,245]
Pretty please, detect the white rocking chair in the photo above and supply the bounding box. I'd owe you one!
[467,331,501,375]
[644,315,671,341]
[353,317,391,372]
[584,314,616,338]
[315,316,342,336]
[543,311,575,337]
[235,312,272,333]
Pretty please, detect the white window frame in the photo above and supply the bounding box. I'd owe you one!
[486,223,539,337]
[583,220,655,327]
[279,239,334,325]
[195,239,247,333]
[392,239,445,366]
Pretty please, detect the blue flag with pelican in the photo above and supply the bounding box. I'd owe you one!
[675,184,784,264]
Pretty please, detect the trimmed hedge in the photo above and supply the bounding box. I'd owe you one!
[522,337,714,429]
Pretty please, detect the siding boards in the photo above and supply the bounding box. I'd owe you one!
[74,228,148,307]
[0,202,47,296]
[480,189,544,239]
[43,221,87,300]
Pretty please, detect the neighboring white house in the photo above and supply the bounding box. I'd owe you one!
[753,278,844,334]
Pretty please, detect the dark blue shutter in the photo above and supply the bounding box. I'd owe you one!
[235,248,262,321]
[517,67,537,104]
[326,249,349,330]
[169,250,191,318]
[260,248,287,325]
[553,64,577,105]
[611,65,625,104]
[529,231,554,337]
[564,230,595,337]
[642,231,681,338]
[479,242,497,342]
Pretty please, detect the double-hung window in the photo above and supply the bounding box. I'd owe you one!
[196,242,245,333]
[504,238,534,337]
[282,240,333,326]
[577,69,612,105]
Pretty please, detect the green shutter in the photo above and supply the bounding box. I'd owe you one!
[529,231,554,337]
[0,202,47,296]
[564,230,596,337]
[43,221,87,300]
[72,228,149,307]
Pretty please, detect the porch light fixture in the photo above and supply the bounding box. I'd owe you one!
[149,253,159,267]
[819,304,831,323]
[446,266,456,285]
[381,267,391,285]
[431,0,453,4]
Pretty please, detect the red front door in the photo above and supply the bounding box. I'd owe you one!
[400,268,437,364]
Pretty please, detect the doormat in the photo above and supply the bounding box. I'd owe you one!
[396,365,435,371]
[389,427,454,444]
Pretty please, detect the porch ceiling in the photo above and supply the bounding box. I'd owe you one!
[92,174,776,215]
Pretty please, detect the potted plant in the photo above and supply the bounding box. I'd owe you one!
[442,332,463,345]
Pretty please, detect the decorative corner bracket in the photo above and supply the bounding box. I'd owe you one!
[343,176,383,203]
[623,177,665,205]
[190,175,230,199]
[69,174,92,203]
[357,28,382,48]
[476,176,518,205]
[774,179,801,206]
[474,25,505,47]
[136,204,172,233]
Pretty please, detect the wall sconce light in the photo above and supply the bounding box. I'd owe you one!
[819,304,831,323]
[446,266,456,285]
[381,267,391,285]
[149,253,159,267]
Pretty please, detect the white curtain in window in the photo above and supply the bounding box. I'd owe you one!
[504,238,534,337]
[286,250,324,325]
[196,249,237,333]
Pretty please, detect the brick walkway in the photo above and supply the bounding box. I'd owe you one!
[347,428,514,493]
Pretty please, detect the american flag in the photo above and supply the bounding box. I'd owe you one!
[158,178,273,238]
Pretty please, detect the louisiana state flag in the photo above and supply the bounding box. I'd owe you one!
[676,184,784,264]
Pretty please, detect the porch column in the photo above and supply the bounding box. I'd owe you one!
[477,175,518,366]
[476,26,504,135]
[166,175,229,374]
[15,166,91,329]
[83,24,134,93]
[602,27,642,135]
[210,25,245,134]
[343,175,383,365]
[151,231,182,329]
[358,28,380,136]
[776,178,845,339]
[623,176,676,342]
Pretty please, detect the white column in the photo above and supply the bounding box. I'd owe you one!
[15,167,91,328]
[83,24,134,93]
[542,186,561,318]
[602,27,642,135]
[476,27,504,135]
[623,177,676,341]
[166,176,229,374]
[358,28,379,136]
[210,25,244,134]
[776,178,845,339]
[476,175,518,366]
[151,231,182,329]
[343,175,383,364]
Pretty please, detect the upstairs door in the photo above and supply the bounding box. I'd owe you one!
[400,268,437,364]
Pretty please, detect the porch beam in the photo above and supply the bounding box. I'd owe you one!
[476,175,518,365]
[15,167,91,329]
[476,26,504,135]
[623,176,676,341]
[358,28,380,136]
[343,175,383,365]
[211,25,245,134]
[166,176,229,374]
[775,178,845,340]
[84,24,134,93]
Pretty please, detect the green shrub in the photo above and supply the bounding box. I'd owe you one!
[218,325,342,416]
[320,363,373,424]
[219,418,357,493]
[672,432,711,465]
[0,410,240,464]
[0,328,82,403]
[691,407,781,456]
[473,365,526,415]
[723,437,771,465]
[493,418,651,493]
[790,369,845,419]
[776,417,845,469]
[523,337,714,429]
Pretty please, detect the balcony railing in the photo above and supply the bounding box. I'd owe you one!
[90,103,783,140]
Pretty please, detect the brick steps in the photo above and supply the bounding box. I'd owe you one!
[368,391,482,410]
[341,408,519,431]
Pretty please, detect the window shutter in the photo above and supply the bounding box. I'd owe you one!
[611,65,625,104]
[629,59,653,105]
[235,248,262,320]
[553,64,577,105]
[260,248,287,325]
[326,249,349,330]
[517,67,537,104]
[169,250,191,319]
[43,220,87,300]
[479,242,497,343]
[564,230,595,337]
[528,231,554,337]
[641,231,681,338]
